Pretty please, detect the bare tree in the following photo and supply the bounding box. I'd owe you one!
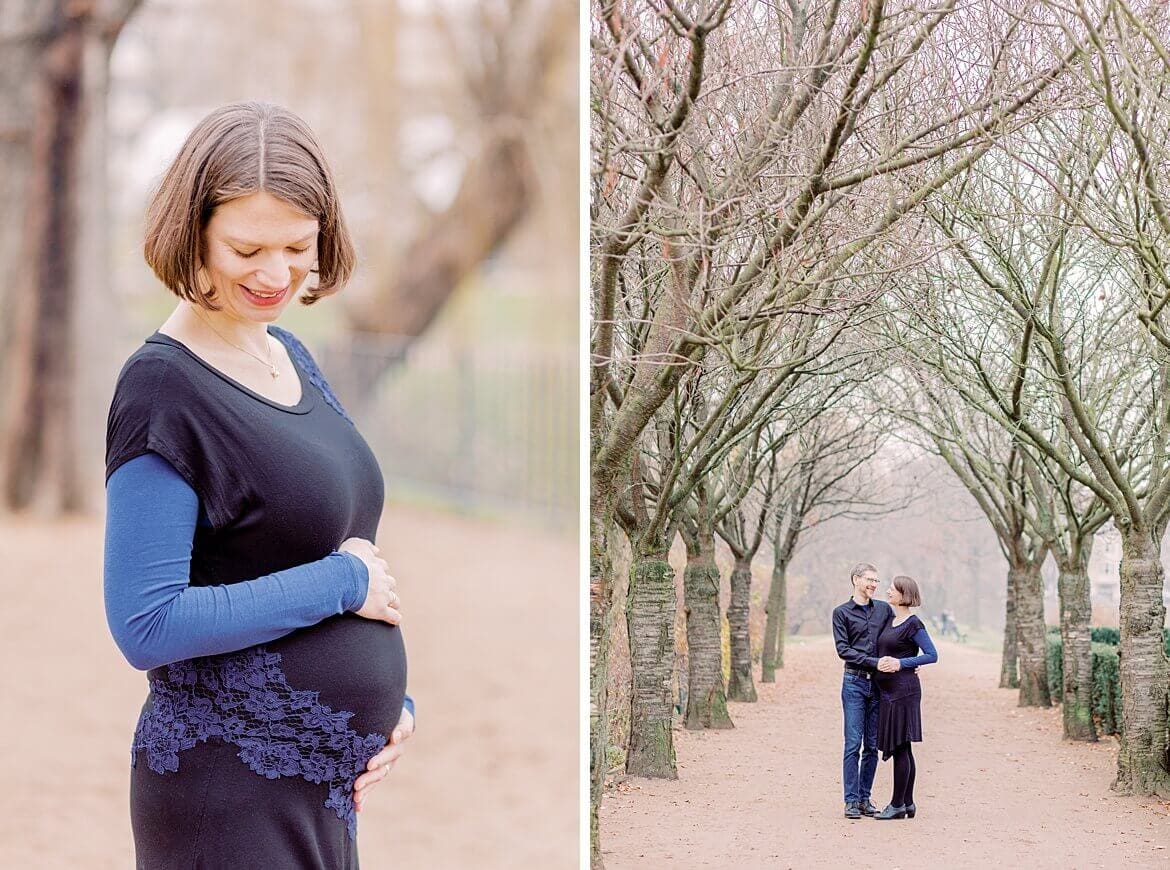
[757,404,896,681]
[890,363,1051,702]
[897,78,1170,787]
[589,3,1086,859]
[614,307,841,776]
[347,0,573,338]
[677,478,735,729]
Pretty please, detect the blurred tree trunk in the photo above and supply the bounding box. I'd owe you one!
[0,0,140,513]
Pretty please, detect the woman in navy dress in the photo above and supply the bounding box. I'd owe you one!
[873,575,937,821]
[104,102,414,868]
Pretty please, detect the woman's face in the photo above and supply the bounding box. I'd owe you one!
[200,189,319,323]
[886,584,904,606]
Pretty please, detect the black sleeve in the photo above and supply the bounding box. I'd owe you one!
[832,607,877,670]
[105,352,245,528]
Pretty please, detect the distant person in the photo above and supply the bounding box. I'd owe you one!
[873,575,939,820]
[103,102,414,868]
[832,562,893,819]
[939,608,961,641]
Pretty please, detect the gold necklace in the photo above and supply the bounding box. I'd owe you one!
[193,310,280,378]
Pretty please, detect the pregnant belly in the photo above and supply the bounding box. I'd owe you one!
[876,669,920,700]
[266,613,408,738]
[132,613,406,834]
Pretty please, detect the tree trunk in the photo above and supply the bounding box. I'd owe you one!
[1056,548,1096,741]
[761,554,789,683]
[626,551,678,778]
[1014,561,1051,707]
[1,2,85,513]
[0,0,139,514]
[727,557,757,702]
[1113,529,1170,797]
[999,566,1019,689]
[682,532,732,729]
[588,482,616,867]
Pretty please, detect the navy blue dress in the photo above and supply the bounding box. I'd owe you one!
[106,327,407,868]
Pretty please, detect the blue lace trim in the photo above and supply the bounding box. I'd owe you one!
[131,647,385,839]
[269,325,354,426]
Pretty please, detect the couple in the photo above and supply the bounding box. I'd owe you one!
[832,563,938,821]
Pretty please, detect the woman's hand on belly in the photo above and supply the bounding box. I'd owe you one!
[353,707,415,812]
[340,537,403,626]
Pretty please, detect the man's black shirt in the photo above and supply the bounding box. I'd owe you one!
[832,598,894,671]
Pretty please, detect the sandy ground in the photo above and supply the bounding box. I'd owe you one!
[0,507,578,869]
[600,636,1170,869]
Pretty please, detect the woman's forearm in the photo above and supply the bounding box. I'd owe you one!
[104,451,370,670]
[899,627,939,669]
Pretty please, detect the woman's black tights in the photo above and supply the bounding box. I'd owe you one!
[891,742,916,807]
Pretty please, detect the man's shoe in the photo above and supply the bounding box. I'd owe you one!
[872,803,907,820]
[904,802,916,818]
[858,800,878,816]
[844,802,861,819]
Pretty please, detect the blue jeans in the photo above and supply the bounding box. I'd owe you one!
[841,672,879,804]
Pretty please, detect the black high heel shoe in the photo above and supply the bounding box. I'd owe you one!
[905,803,916,818]
[872,803,908,820]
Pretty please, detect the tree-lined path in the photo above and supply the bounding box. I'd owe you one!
[600,637,1170,869]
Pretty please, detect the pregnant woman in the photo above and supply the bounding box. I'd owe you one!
[873,575,937,821]
[104,102,412,867]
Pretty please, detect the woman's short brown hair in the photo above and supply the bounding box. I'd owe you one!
[143,101,355,308]
[892,575,922,607]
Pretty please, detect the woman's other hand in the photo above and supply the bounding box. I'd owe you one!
[877,656,901,673]
[339,537,402,626]
[353,707,415,812]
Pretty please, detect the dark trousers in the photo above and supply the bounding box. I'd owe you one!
[841,672,879,804]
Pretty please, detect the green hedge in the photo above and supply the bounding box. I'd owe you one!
[1045,624,1169,655]
[1090,626,1120,645]
[1046,635,1123,735]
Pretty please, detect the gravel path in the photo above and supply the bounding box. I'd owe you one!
[600,635,1170,869]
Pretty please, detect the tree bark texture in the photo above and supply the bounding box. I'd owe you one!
[588,482,615,867]
[1000,567,1019,689]
[1056,552,1096,741]
[1014,562,1051,707]
[625,554,678,778]
[682,540,732,729]
[727,558,757,703]
[1113,530,1170,797]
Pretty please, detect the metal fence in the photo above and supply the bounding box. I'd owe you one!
[317,330,578,530]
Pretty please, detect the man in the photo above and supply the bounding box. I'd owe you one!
[831,562,894,819]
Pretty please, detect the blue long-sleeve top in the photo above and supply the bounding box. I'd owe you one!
[104,451,414,719]
[899,627,938,670]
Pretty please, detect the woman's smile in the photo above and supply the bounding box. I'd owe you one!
[239,283,290,307]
